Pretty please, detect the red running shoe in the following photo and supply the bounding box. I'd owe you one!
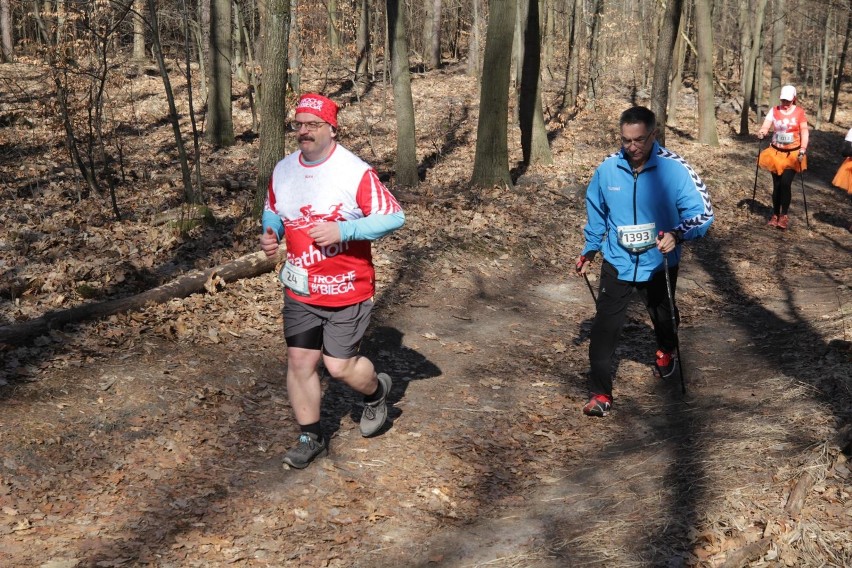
[654,349,677,379]
[767,215,779,227]
[582,394,613,417]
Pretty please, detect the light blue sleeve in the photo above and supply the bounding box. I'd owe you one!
[262,210,284,241]
[582,168,607,256]
[338,211,405,242]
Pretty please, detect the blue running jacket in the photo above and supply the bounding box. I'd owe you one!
[581,141,714,282]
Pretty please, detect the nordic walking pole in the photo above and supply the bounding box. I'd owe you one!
[576,255,597,303]
[799,168,811,229]
[659,232,686,395]
[582,274,597,303]
[750,137,764,215]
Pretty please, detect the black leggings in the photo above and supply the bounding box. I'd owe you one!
[588,261,679,397]
[771,169,796,215]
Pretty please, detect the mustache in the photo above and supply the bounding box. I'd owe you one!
[298,135,314,142]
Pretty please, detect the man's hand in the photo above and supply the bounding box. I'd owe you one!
[575,254,592,276]
[260,227,280,257]
[656,231,678,254]
[308,222,342,247]
[757,130,768,140]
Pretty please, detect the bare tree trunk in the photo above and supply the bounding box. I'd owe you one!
[423,0,441,69]
[255,0,289,216]
[386,0,418,186]
[519,0,552,166]
[666,9,687,128]
[233,0,249,84]
[466,0,481,76]
[585,0,603,110]
[769,0,785,103]
[355,0,370,92]
[695,0,719,146]
[542,0,554,79]
[131,0,145,62]
[471,0,516,188]
[207,0,234,146]
[651,0,683,146]
[288,0,300,94]
[830,3,851,123]
[562,0,582,109]
[738,0,768,135]
[0,0,13,62]
[815,6,833,129]
[147,0,199,204]
[327,0,340,57]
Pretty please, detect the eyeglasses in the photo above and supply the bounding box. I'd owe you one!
[621,131,655,148]
[289,120,328,132]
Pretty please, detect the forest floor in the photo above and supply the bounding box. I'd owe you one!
[0,59,851,568]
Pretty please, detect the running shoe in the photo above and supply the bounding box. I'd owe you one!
[360,373,392,437]
[767,215,779,227]
[283,432,328,469]
[654,349,677,379]
[777,214,789,230]
[582,394,613,417]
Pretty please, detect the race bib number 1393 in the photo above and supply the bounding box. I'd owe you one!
[617,222,656,253]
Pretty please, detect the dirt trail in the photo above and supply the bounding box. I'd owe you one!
[1,62,851,567]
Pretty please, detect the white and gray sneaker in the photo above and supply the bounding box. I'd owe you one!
[359,373,392,437]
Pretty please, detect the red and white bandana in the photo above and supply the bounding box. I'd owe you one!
[295,93,339,128]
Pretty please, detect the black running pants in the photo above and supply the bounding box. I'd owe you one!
[771,169,796,215]
[588,260,679,397]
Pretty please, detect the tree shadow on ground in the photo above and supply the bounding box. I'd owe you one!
[321,325,442,440]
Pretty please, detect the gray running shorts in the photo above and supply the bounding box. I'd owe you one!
[283,294,373,359]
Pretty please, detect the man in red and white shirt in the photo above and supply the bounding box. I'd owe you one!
[260,93,404,469]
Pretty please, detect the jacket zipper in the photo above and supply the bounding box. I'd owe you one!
[631,169,639,282]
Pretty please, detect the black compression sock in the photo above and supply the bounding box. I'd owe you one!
[363,378,384,403]
[300,421,323,441]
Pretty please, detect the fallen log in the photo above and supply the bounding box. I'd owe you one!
[720,537,772,568]
[784,471,814,519]
[0,250,279,347]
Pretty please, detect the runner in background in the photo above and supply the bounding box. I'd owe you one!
[574,106,714,417]
[260,93,405,468]
[830,126,852,233]
[757,85,809,231]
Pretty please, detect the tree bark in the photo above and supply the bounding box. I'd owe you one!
[147,0,199,205]
[255,0,289,216]
[738,0,768,135]
[769,0,785,103]
[327,0,340,57]
[695,0,719,146]
[132,0,146,62]
[207,0,235,146]
[466,0,481,76]
[0,0,10,63]
[0,252,279,347]
[386,0,418,186]
[288,0,300,94]
[815,6,833,128]
[651,0,683,147]
[355,0,370,92]
[519,0,552,166]
[471,0,516,188]
[666,8,687,128]
[830,3,851,123]
[423,0,442,69]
